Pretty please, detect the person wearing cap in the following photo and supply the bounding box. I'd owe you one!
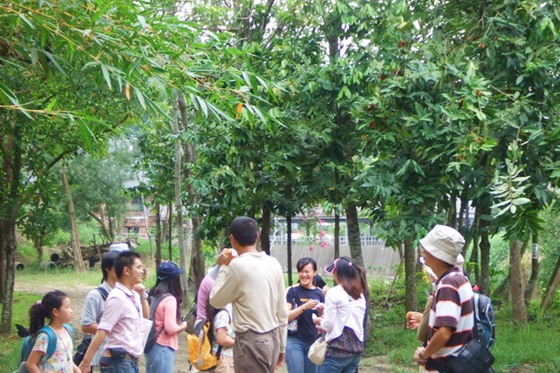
[313,256,368,372]
[412,225,475,372]
[145,261,188,373]
[210,216,288,373]
[79,251,150,373]
[79,251,119,371]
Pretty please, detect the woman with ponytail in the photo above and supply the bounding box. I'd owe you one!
[26,290,80,372]
[314,257,369,372]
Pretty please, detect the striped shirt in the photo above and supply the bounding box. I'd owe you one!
[425,267,474,372]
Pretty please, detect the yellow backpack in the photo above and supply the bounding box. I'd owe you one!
[187,320,219,371]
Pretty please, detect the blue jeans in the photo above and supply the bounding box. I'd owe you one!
[318,354,361,373]
[285,336,319,373]
[99,355,139,373]
[145,343,176,373]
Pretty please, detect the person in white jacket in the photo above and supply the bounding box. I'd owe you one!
[314,256,369,372]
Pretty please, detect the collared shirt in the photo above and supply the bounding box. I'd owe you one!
[80,281,113,365]
[210,251,289,351]
[425,267,474,372]
[98,282,145,358]
[320,284,366,343]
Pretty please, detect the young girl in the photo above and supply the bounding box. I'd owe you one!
[145,261,188,373]
[25,290,80,373]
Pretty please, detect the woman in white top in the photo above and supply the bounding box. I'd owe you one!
[314,256,369,373]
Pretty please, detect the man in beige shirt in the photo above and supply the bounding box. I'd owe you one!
[210,216,288,373]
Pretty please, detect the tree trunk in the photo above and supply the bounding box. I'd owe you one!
[177,92,202,301]
[345,202,363,266]
[493,238,529,299]
[173,92,185,265]
[34,237,44,263]
[478,196,492,294]
[509,240,527,324]
[60,167,86,273]
[167,201,173,261]
[334,211,340,260]
[190,216,205,291]
[524,233,540,304]
[404,238,417,313]
[0,220,17,333]
[261,205,271,255]
[155,202,162,264]
[287,214,293,286]
[141,195,154,257]
[541,254,560,315]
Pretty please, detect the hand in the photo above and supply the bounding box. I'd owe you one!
[78,361,90,373]
[133,284,147,297]
[405,311,423,330]
[303,299,319,311]
[276,352,285,368]
[217,248,238,266]
[413,347,427,365]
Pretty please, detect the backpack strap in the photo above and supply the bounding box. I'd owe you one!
[97,286,109,301]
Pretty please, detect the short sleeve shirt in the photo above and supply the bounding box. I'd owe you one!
[286,285,325,344]
[32,327,74,372]
[98,282,145,357]
[80,282,112,366]
[212,309,235,357]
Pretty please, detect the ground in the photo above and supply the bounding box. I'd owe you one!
[13,277,415,372]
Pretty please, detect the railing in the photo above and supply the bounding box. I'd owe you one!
[270,235,385,246]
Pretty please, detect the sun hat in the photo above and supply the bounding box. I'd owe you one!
[419,225,465,266]
[157,261,184,280]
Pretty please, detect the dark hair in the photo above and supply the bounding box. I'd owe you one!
[101,251,119,282]
[333,256,367,300]
[29,290,68,334]
[149,276,183,321]
[229,217,259,246]
[115,251,141,279]
[296,257,318,272]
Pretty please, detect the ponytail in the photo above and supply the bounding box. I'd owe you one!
[28,290,68,334]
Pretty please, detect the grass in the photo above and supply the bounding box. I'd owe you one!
[4,247,560,372]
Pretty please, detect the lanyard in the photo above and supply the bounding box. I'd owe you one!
[117,287,141,315]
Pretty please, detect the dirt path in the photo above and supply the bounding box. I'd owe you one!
[14,280,412,373]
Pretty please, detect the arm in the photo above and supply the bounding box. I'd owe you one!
[81,323,98,334]
[215,327,235,348]
[162,297,188,335]
[78,329,108,373]
[209,265,238,309]
[414,326,453,365]
[25,350,44,373]
[133,283,150,318]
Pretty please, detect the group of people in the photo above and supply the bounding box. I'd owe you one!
[20,218,477,373]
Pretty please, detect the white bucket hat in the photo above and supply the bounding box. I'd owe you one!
[419,225,465,266]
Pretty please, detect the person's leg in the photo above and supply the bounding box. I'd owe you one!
[146,344,175,373]
[301,341,319,373]
[234,329,280,373]
[340,355,360,373]
[319,355,358,373]
[285,337,306,373]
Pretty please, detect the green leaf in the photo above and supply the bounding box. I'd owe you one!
[101,64,112,90]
